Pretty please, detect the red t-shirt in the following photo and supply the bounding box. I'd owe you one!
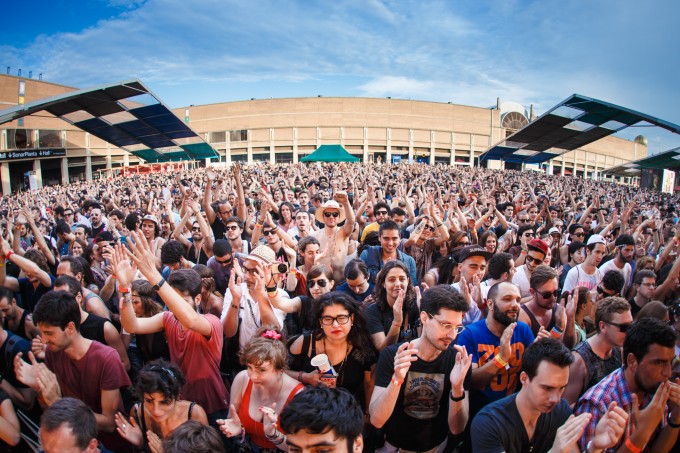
[163,312,229,414]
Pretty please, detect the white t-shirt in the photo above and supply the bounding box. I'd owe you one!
[598,259,632,294]
[512,265,532,298]
[562,264,603,293]
[221,282,287,350]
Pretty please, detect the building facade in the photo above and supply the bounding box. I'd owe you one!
[0,74,645,194]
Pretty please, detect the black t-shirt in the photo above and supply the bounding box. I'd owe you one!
[365,302,420,344]
[375,342,471,451]
[471,393,571,453]
[210,218,228,241]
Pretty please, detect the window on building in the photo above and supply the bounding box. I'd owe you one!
[7,129,34,149]
[38,130,62,148]
[230,130,248,142]
[210,131,226,143]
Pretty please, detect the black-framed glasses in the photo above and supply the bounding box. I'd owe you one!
[375,210,389,216]
[518,218,529,223]
[191,227,201,231]
[308,279,328,288]
[324,212,340,218]
[225,225,240,231]
[263,230,277,236]
[603,320,631,333]
[525,255,544,265]
[320,314,351,326]
[536,289,560,299]
[425,312,465,334]
[523,232,536,238]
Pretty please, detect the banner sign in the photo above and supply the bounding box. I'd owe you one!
[0,148,66,161]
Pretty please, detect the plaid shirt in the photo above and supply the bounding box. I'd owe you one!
[574,368,665,452]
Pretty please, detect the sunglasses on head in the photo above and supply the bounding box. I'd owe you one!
[308,279,328,288]
[324,211,340,218]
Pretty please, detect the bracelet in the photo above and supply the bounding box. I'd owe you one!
[231,304,240,310]
[550,326,563,339]
[5,251,13,260]
[297,371,304,382]
[265,429,286,445]
[435,222,443,228]
[492,355,510,370]
[254,223,262,229]
[392,376,402,387]
[271,227,279,233]
[449,390,465,402]
[669,418,680,428]
[624,437,643,453]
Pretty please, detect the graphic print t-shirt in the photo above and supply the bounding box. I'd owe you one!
[375,342,471,451]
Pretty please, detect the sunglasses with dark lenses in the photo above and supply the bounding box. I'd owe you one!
[524,232,536,238]
[537,289,560,299]
[308,279,329,288]
[596,286,617,297]
[525,255,544,265]
[518,218,529,223]
[375,210,389,216]
[324,212,340,218]
[191,227,201,231]
[216,256,233,266]
[263,230,277,236]
[603,320,631,333]
[572,232,585,237]
[225,225,240,231]
[422,225,435,232]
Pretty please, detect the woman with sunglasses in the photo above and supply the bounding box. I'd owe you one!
[270,265,335,336]
[508,224,536,265]
[288,292,377,405]
[364,261,419,351]
[115,360,209,453]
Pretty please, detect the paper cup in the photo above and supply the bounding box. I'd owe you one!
[311,354,334,374]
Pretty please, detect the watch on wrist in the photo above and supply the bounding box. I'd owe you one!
[152,278,166,291]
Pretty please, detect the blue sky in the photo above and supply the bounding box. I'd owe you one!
[2,0,680,154]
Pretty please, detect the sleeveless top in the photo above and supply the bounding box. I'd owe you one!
[136,401,196,453]
[187,242,209,266]
[520,304,556,337]
[239,379,304,449]
[573,340,622,397]
[80,314,108,346]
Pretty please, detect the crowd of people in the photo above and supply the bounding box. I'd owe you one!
[0,161,679,452]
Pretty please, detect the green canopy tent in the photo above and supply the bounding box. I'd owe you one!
[300,144,360,162]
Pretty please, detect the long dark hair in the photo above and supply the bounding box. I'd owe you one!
[314,292,376,358]
[371,261,416,313]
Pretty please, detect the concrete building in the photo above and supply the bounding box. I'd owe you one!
[0,74,645,194]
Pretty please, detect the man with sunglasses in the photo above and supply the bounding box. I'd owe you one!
[598,234,635,295]
[206,239,234,294]
[311,195,356,282]
[512,238,549,303]
[562,234,607,294]
[575,317,680,452]
[370,285,472,453]
[360,201,391,242]
[564,297,632,405]
[519,265,576,347]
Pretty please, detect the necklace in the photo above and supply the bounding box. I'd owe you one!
[323,338,350,386]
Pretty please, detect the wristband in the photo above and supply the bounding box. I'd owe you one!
[297,371,304,382]
[669,418,680,429]
[550,326,563,339]
[492,355,510,370]
[231,304,240,310]
[435,222,443,228]
[624,437,643,453]
[119,287,131,294]
[392,377,402,387]
[449,390,465,402]
[254,223,263,229]
[5,250,14,260]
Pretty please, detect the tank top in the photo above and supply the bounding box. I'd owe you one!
[520,304,556,337]
[238,379,304,449]
[136,401,196,453]
[572,340,622,397]
[187,242,209,265]
[80,314,108,346]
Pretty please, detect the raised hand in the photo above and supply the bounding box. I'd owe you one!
[115,412,143,446]
[109,244,136,289]
[590,401,628,451]
[450,345,472,392]
[217,404,243,437]
[392,290,405,327]
[14,351,38,389]
[535,326,551,341]
[550,413,591,453]
[498,323,517,363]
[228,268,243,302]
[125,231,160,282]
[393,341,418,384]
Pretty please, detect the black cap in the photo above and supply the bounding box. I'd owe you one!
[457,245,493,263]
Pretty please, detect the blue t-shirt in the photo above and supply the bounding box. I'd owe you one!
[336,281,375,302]
[456,319,534,414]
